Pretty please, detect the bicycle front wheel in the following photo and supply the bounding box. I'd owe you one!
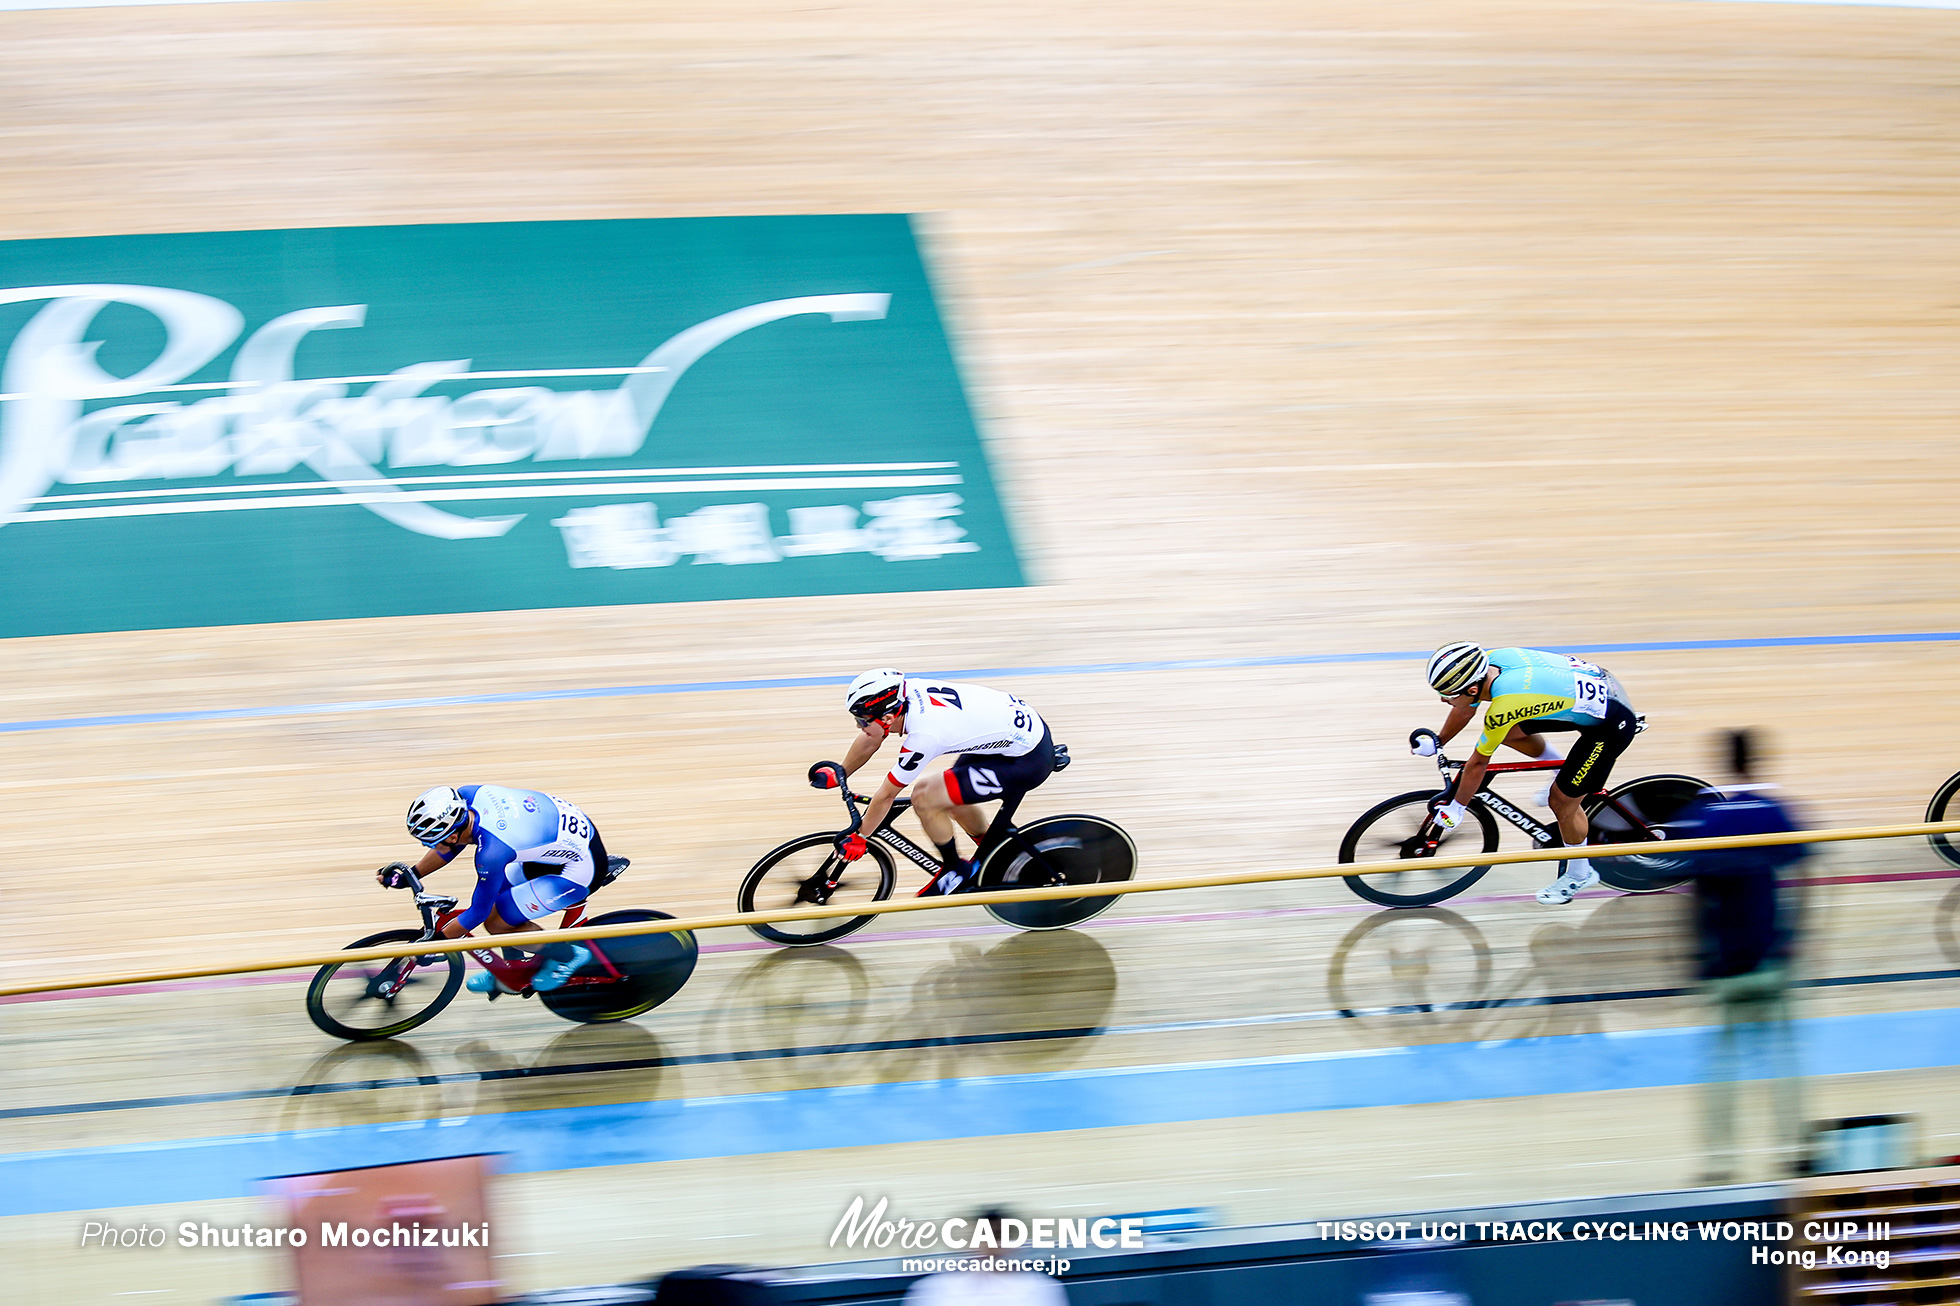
[739,834,897,946]
[1586,773,1710,892]
[1928,770,1960,869]
[1338,790,1501,907]
[977,815,1137,931]
[537,909,698,1024]
[306,929,464,1041]
[1326,907,1494,1033]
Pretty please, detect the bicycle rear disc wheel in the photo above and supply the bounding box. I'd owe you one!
[1338,791,1502,907]
[1586,774,1710,892]
[306,929,464,1041]
[739,834,897,946]
[1928,771,1960,869]
[977,815,1137,931]
[537,910,698,1024]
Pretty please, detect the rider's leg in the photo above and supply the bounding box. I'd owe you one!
[911,773,966,871]
[1535,720,1629,904]
[1548,785,1590,847]
[952,804,990,842]
[1501,726,1555,759]
[480,910,543,963]
[911,776,979,896]
[929,741,1054,890]
[1502,726,1565,806]
[471,882,592,990]
[1536,783,1600,905]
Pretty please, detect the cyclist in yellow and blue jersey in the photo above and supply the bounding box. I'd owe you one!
[1418,642,1641,904]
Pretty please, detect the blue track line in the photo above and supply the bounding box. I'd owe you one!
[5,632,1958,736]
[8,1004,1959,1216]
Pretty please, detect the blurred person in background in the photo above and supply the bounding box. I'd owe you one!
[903,1209,1068,1306]
[1672,728,1811,1182]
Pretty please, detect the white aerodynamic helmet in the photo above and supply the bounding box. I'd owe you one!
[1426,642,1490,697]
[844,667,907,722]
[406,786,470,847]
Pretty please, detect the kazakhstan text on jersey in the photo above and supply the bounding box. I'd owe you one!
[1474,648,1626,755]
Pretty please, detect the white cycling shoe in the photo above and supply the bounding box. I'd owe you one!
[1535,863,1599,905]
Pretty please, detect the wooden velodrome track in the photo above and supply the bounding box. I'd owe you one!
[5,0,1960,1299]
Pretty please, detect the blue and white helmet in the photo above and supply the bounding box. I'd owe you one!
[406,786,470,847]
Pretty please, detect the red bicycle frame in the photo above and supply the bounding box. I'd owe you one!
[433,902,627,991]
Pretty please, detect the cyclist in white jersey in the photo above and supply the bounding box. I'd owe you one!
[827,668,1059,895]
[379,783,609,991]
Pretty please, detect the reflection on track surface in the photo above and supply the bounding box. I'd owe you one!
[5,855,1960,1214]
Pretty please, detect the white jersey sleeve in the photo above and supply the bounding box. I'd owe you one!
[887,680,1046,788]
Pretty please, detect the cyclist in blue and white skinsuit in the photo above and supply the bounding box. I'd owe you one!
[382,784,607,992]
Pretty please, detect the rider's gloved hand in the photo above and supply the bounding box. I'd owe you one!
[809,761,846,790]
[1409,729,1439,758]
[834,833,868,861]
[1431,800,1467,831]
[376,862,413,889]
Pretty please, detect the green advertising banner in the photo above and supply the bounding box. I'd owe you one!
[0,216,1022,637]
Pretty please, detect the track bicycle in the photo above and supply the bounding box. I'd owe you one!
[1924,769,1960,869]
[737,757,1137,946]
[1335,725,1713,907]
[305,860,698,1041]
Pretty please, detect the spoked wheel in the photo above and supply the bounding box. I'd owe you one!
[975,815,1137,931]
[1338,790,1506,907]
[1326,907,1494,1032]
[306,928,465,1041]
[739,833,897,946]
[537,910,699,1024]
[1927,770,1960,869]
[1586,773,1712,892]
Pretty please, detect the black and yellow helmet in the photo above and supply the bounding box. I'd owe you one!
[1426,642,1489,697]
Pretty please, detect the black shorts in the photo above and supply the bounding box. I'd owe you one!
[1553,699,1638,798]
[944,725,1055,806]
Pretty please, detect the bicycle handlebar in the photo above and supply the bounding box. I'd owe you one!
[380,863,451,903]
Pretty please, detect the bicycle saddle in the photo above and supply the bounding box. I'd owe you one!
[1052,743,1072,773]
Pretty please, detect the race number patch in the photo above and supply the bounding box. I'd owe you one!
[1570,673,1610,718]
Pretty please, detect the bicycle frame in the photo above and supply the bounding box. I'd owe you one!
[380,868,625,995]
[847,790,1069,896]
[861,797,955,887]
[1429,752,1667,848]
